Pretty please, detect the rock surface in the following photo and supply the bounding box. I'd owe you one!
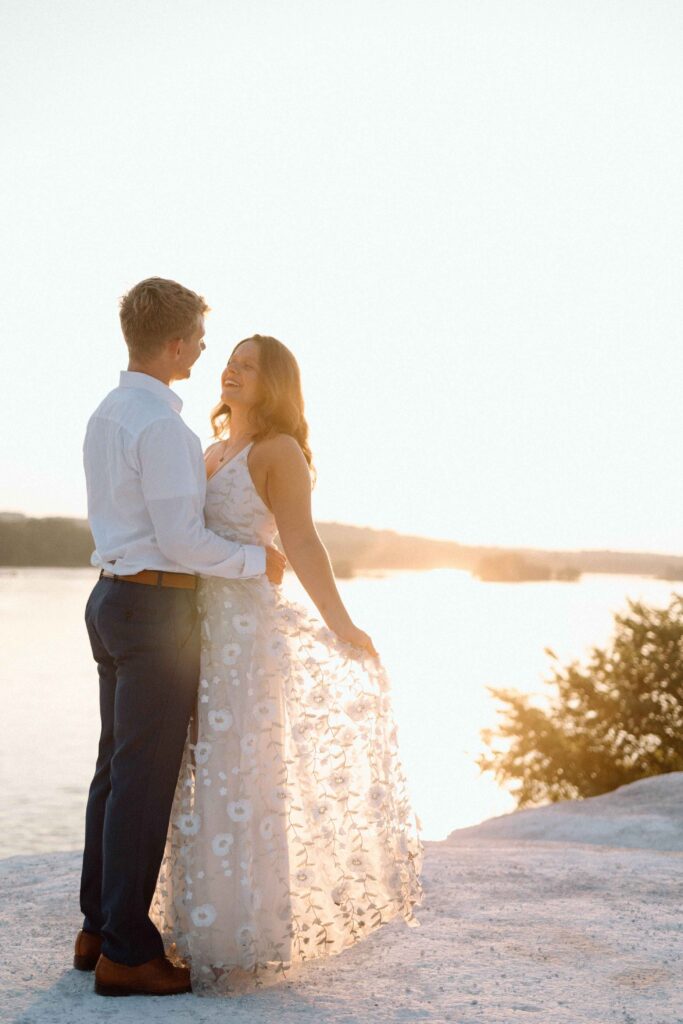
[446,771,683,851]
[2,773,683,1023]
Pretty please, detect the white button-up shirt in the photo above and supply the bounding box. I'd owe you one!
[83,371,266,579]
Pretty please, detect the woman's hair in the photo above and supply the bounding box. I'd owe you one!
[210,335,314,477]
[119,277,209,358]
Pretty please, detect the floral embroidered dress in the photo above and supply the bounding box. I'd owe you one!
[151,442,423,995]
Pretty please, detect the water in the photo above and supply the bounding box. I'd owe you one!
[0,567,679,858]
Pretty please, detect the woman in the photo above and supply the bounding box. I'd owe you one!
[152,335,423,995]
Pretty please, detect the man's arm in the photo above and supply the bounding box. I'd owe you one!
[137,418,266,578]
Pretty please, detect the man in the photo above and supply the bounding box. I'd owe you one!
[75,278,286,997]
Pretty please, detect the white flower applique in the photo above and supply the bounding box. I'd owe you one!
[227,799,253,822]
[177,813,201,836]
[208,709,233,732]
[191,904,217,928]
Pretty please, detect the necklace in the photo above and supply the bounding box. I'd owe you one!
[218,437,253,462]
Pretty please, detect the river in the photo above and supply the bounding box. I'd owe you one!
[0,566,679,858]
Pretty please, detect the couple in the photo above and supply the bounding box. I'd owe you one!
[76,277,423,998]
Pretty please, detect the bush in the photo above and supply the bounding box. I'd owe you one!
[477,593,683,806]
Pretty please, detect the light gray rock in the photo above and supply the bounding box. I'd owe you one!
[446,771,683,850]
[3,774,683,1022]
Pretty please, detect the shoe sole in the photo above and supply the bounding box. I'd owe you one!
[95,981,192,997]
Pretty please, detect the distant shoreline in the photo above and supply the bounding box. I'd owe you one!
[1,513,682,581]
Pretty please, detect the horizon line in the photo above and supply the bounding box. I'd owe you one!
[1,510,682,561]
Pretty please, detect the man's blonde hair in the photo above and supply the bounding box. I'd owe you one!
[119,277,210,358]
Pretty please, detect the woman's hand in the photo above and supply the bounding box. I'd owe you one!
[333,623,379,658]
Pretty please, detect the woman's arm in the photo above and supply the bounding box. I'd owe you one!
[262,435,377,656]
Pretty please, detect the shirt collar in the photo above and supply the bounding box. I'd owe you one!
[119,371,183,412]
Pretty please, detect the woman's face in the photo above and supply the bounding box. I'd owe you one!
[220,340,261,409]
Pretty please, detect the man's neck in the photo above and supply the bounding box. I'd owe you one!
[127,362,172,386]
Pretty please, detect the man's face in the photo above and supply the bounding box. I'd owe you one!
[172,316,206,380]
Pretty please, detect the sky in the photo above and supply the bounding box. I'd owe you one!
[1,0,682,554]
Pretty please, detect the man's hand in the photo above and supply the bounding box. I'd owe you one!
[265,545,287,584]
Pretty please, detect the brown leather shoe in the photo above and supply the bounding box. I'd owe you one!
[94,954,191,997]
[73,930,102,971]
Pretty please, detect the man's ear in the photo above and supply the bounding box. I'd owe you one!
[166,336,183,358]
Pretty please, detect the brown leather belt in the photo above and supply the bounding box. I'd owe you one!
[99,569,198,590]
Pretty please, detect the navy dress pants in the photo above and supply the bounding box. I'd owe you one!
[80,576,200,966]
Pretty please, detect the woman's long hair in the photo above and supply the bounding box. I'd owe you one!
[210,335,315,478]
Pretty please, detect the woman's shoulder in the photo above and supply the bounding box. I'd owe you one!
[252,433,306,465]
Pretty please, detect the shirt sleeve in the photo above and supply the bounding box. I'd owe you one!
[137,417,266,579]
